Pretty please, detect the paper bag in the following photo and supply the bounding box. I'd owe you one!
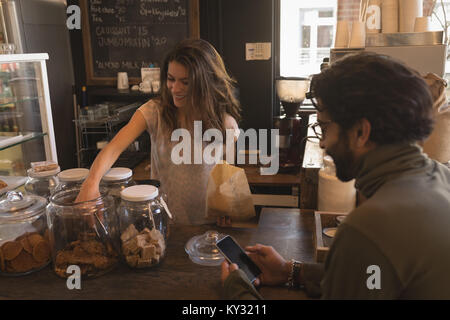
[206,163,255,221]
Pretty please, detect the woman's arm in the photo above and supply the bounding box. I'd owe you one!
[76,110,148,202]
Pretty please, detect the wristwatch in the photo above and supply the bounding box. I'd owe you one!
[287,259,303,289]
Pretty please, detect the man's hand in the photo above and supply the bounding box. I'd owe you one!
[245,244,291,287]
[221,260,239,286]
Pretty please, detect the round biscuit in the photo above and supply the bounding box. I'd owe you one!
[20,237,33,254]
[10,251,35,273]
[28,233,44,248]
[2,241,23,261]
[32,240,50,263]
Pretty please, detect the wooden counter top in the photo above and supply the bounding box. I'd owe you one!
[0,208,314,300]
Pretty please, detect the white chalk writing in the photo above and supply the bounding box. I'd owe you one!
[139,5,186,21]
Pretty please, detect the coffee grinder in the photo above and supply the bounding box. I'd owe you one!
[274,77,310,172]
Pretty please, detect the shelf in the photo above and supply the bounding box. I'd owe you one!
[0,96,42,108]
[0,111,23,121]
[0,132,47,151]
[75,101,142,128]
[0,175,28,195]
[74,115,123,127]
[87,86,158,98]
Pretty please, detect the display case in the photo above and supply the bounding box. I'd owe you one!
[0,53,57,194]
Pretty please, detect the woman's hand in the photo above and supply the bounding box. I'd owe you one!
[221,260,239,286]
[75,183,100,203]
[245,244,290,287]
[74,181,101,228]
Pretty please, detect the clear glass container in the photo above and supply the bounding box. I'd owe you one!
[24,165,60,199]
[100,167,136,207]
[185,230,225,266]
[54,168,89,193]
[117,185,172,269]
[147,179,171,225]
[46,188,119,279]
[0,191,50,276]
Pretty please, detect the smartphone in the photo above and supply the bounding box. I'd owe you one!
[216,235,261,284]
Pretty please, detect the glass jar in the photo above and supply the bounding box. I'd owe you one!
[0,191,50,276]
[147,179,171,226]
[100,167,136,206]
[54,168,90,193]
[185,230,225,266]
[46,188,119,279]
[24,165,60,199]
[117,185,172,269]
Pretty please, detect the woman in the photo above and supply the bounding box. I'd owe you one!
[76,39,240,225]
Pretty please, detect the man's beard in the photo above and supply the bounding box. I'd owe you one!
[325,132,357,182]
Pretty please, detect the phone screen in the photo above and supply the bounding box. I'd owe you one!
[216,236,261,283]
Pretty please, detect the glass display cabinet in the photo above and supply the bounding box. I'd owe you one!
[0,53,57,194]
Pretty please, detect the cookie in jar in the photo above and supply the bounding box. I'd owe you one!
[47,188,119,279]
[0,191,51,276]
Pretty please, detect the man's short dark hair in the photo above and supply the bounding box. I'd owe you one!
[310,52,434,144]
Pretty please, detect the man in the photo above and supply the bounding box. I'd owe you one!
[221,52,450,299]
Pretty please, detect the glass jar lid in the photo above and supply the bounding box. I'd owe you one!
[121,185,158,202]
[27,166,61,178]
[102,167,132,181]
[185,230,225,266]
[57,168,89,182]
[0,191,47,222]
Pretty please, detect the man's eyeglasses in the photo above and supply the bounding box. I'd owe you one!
[310,120,332,140]
[306,91,319,109]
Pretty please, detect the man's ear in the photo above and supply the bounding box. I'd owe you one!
[349,118,371,148]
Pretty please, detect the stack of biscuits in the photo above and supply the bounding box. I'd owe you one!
[31,161,59,172]
[0,231,50,274]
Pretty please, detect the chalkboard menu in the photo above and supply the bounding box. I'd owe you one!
[81,0,199,85]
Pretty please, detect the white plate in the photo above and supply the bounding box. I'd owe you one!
[0,175,28,195]
[323,227,337,238]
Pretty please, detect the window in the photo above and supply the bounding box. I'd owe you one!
[280,0,337,77]
[319,10,334,18]
[317,25,333,47]
[302,26,311,48]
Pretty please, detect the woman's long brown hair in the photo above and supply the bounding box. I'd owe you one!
[158,39,241,136]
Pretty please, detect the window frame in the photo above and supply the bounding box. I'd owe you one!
[274,0,337,117]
